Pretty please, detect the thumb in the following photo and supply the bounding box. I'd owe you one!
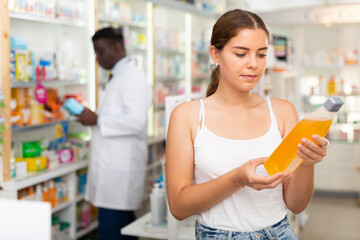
[252,157,268,166]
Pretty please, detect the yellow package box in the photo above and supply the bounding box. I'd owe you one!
[16,157,47,172]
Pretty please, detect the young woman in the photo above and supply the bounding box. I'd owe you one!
[166,9,329,239]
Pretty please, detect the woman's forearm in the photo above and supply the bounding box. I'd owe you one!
[284,164,315,214]
[167,170,241,220]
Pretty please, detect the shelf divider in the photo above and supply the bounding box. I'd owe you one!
[1,0,12,182]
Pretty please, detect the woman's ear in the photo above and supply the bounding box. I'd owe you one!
[209,45,220,66]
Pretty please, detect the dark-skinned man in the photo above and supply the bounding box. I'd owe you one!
[78,27,152,240]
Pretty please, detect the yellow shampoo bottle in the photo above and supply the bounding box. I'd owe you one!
[264,97,344,175]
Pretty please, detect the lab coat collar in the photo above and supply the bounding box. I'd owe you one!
[111,57,130,76]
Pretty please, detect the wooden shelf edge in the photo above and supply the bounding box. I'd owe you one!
[1,0,12,182]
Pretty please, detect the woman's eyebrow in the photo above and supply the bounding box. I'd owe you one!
[232,46,268,51]
[232,46,249,50]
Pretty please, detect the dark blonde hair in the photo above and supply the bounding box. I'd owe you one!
[206,9,270,97]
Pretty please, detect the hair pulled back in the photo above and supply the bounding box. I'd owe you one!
[206,9,270,97]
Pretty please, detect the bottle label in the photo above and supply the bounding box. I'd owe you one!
[35,83,47,104]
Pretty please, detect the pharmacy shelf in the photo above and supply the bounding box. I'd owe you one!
[1,160,88,191]
[156,48,185,55]
[156,76,185,82]
[11,120,69,133]
[147,134,165,146]
[306,93,360,98]
[193,75,210,81]
[121,212,195,240]
[52,200,72,214]
[76,194,85,203]
[137,0,220,19]
[271,70,297,79]
[11,80,88,88]
[325,139,360,144]
[193,50,209,56]
[9,12,86,27]
[302,64,359,70]
[146,160,162,172]
[154,103,165,110]
[68,131,91,142]
[330,123,360,128]
[3,2,94,239]
[98,16,146,28]
[128,47,147,53]
[76,221,99,239]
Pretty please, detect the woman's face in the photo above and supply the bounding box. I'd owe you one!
[216,28,268,92]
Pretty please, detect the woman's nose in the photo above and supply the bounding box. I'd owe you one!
[247,55,258,69]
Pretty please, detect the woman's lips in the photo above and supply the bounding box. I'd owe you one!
[241,75,257,81]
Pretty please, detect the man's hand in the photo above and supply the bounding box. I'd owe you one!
[77,108,98,126]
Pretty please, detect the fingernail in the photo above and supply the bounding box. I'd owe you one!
[298,143,303,149]
[301,138,307,144]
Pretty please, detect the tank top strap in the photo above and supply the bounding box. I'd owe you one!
[265,96,279,128]
[197,99,205,135]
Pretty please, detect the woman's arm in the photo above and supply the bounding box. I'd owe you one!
[166,103,240,220]
[284,134,328,214]
[166,102,285,220]
[277,100,328,214]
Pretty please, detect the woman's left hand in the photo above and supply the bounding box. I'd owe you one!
[297,134,329,166]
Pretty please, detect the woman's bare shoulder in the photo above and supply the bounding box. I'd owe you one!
[170,99,202,122]
[168,100,202,141]
[268,97,297,115]
[268,97,299,136]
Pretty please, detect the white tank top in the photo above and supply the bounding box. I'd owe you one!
[194,97,288,232]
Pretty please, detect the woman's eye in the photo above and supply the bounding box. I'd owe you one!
[235,53,246,57]
[258,54,267,58]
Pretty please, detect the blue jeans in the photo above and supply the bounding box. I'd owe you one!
[196,216,297,240]
[98,208,138,240]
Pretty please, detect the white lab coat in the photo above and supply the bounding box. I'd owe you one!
[85,59,152,210]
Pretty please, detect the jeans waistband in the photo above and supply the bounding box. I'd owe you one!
[196,215,297,240]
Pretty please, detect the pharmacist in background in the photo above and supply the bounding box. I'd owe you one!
[77,27,152,240]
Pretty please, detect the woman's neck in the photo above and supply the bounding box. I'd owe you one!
[211,86,254,109]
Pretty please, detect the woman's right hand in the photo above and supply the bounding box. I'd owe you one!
[235,157,291,190]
